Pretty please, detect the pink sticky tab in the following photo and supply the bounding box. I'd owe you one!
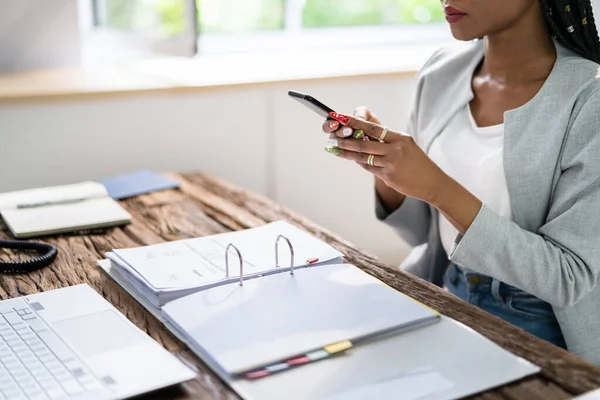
[287,356,311,365]
[244,370,269,379]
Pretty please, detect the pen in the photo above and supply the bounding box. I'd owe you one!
[16,197,90,209]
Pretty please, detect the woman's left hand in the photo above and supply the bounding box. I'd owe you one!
[327,112,447,204]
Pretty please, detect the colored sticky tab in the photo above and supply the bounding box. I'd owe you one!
[266,363,289,373]
[324,340,352,354]
[244,369,269,379]
[287,356,311,365]
[306,349,329,361]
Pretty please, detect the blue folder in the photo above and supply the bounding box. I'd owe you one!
[99,170,180,200]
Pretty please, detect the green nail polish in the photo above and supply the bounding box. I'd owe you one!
[354,130,364,140]
[324,146,340,155]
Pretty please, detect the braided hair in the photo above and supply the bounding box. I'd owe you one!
[539,0,600,63]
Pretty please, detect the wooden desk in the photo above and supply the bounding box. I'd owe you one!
[1,172,599,399]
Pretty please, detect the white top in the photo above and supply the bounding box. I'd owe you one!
[428,105,512,255]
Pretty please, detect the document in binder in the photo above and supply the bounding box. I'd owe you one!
[105,220,344,307]
[162,257,440,381]
[97,223,539,400]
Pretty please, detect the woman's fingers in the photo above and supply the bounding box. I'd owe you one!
[322,119,340,134]
[322,119,354,137]
[329,147,386,166]
[338,125,354,138]
[329,112,399,142]
[330,137,387,155]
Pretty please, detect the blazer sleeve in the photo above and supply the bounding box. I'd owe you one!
[449,86,600,307]
[374,50,443,247]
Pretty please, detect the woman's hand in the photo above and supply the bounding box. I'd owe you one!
[322,110,483,234]
[322,107,407,214]
[323,111,445,204]
[322,106,382,139]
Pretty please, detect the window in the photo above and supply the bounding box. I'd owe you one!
[199,0,284,33]
[89,0,198,57]
[94,0,196,38]
[196,0,444,33]
[88,0,447,57]
[301,0,445,27]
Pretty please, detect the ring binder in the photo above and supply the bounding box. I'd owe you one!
[105,219,345,308]
[225,243,244,285]
[275,235,295,275]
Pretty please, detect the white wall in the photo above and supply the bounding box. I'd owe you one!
[0,89,270,195]
[0,0,81,72]
[0,75,416,266]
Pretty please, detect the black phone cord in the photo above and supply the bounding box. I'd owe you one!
[0,240,58,274]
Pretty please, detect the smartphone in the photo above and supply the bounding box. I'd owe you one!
[288,90,335,119]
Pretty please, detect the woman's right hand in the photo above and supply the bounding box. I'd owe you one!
[321,106,406,214]
[321,106,382,138]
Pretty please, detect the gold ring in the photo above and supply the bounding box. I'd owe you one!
[367,154,375,166]
[379,126,389,142]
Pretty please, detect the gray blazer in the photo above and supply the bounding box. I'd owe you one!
[376,39,600,365]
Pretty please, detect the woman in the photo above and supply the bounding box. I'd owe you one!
[322,0,600,365]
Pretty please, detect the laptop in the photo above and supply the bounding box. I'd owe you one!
[0,284,196,400]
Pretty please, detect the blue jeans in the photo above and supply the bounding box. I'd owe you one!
[443,263,567,349]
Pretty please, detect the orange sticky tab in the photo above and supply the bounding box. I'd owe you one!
[324,340,352,354]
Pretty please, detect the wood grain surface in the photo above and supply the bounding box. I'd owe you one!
[1,172,599,400]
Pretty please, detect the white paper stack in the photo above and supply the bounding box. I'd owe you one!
[161,263,441,379]
[105,220,344,310]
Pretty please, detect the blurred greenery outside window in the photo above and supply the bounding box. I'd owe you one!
[95,0,445,39]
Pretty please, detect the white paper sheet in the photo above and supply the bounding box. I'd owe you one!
[97,257,541,400]
[162,263,439,374]
[112,220,344,290]
[232,317,540,400]
[113,239,227,289]
[322,367,455,400]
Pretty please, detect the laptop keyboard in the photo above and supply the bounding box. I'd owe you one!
[0,299,103,400]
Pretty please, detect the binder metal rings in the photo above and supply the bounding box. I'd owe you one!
[275,235,295,275]
[224,234,296,286]
[225,243,244,286]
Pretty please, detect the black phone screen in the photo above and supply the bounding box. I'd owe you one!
[288,90,335,119]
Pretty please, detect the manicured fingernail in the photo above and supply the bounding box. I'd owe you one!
[325,138,339,148]
[329,120,339,130]
[353,130,364,140]
[329,112,350,124]
[342,127,353,137]
[324,146,340,155]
